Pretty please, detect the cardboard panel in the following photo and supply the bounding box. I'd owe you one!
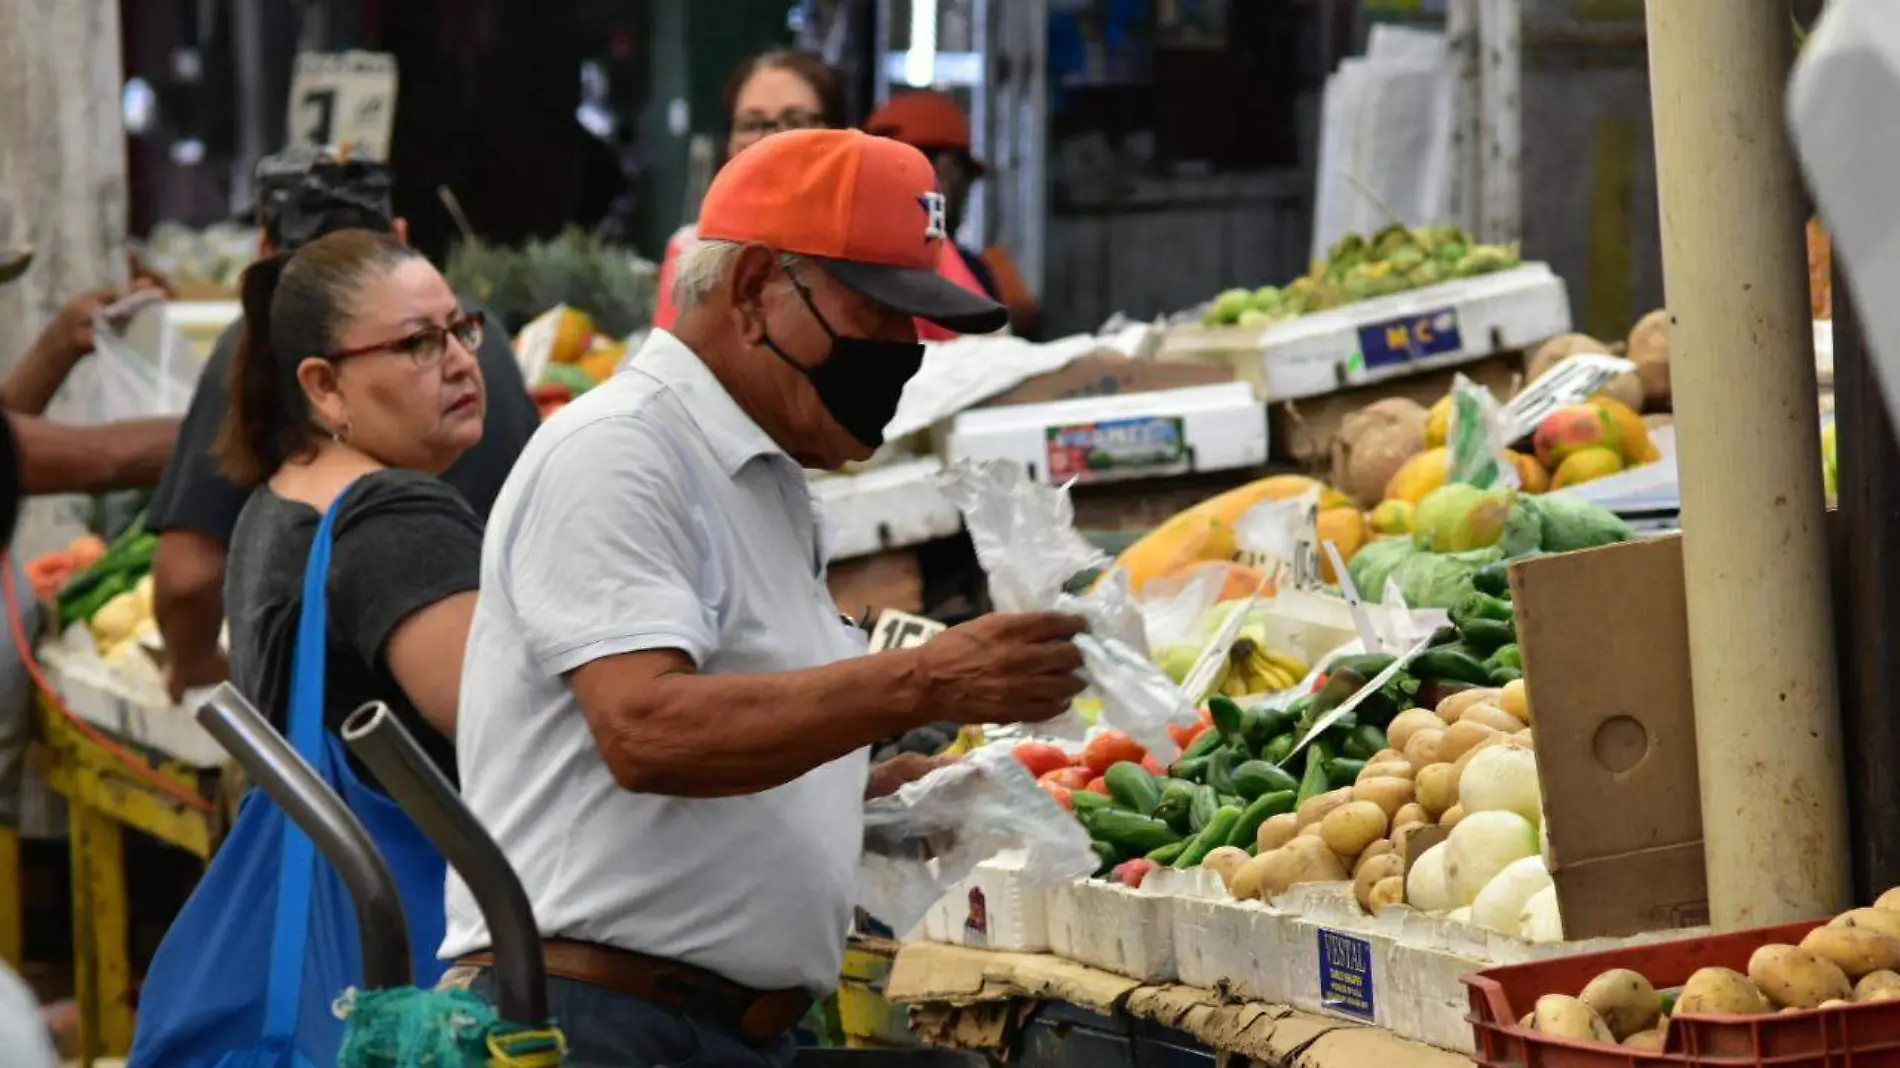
[1509,535,1706,939]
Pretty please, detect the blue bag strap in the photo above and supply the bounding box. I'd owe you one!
[262,485,355,1038]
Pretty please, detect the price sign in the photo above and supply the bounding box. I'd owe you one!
[868,609,947,653]
[1355,306,1464,373]
[1043,416,1189,484]
[286,51,399,160]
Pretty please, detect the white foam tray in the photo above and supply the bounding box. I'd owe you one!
[810,457,962,562]
[37,638,228,768]
[913,851,1053,952]
[1045,876,1181,981]
[944,381,1268,486]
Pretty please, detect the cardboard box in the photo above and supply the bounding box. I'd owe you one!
[1509,535,1710,939]
[978,352,1233,408]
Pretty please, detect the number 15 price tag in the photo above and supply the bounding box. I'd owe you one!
[286,51,399,161]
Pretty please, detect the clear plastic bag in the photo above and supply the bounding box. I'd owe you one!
[1445,373,1518,490]
[79,291,196,423]
[856,743,1099,934]
[942,461,1197,761]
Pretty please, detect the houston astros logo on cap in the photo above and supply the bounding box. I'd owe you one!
[695,129,1007,334]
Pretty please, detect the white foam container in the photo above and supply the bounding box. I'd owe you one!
[38,638,227,767]
[811,457,962,562]
[1045,875,1181,981]
[914,851,1053,952]
[944,381,1268,486]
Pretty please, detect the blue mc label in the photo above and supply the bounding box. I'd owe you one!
[1357,306,1463,372]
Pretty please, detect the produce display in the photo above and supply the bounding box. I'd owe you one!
[521,305,629,420]
[1199,225,1523,328]
[46,517,160,661]
[1113,474,1366,593]
[1150,604,1314,700]
[25,534,106,602]
[1513,890,1900,1053]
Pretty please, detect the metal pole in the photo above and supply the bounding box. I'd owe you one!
[195,684,413,989]
[1646,1,1850,928]
[341,702,549,1027]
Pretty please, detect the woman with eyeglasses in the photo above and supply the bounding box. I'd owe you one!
[653,49,993,340]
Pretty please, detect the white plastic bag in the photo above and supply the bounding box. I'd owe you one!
[941,460,1197,761]
[82,292,196,422]
[857,743,1099,934]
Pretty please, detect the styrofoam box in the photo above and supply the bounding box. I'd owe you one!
[914,851,1052,953]
[944,382,1267,486]
[38,639,228,768]
[1172,894,1299,1002]
[811,456,962,562]
[1045,876,1179,981]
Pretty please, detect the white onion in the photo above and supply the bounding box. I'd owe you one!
[1471,855,1553,935]
[1460,746,1544,827]
[1406,843,1457,913]
[1519,885,1564,943]
[1445,810,1540,905]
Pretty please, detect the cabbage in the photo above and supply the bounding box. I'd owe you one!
[1389,545,1505,608]
[1471,855,1553,935]
[1406,842,1457,913]
[1497,502,1543,558]
[1519,885,1564,943]
[1460,746,1544,827]
[1445,810,1539,905]
[1520,494,1633,553]
[1348,538,1417,599]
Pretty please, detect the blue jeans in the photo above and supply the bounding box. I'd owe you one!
[441,965,798,1068]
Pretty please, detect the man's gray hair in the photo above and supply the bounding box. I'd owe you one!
[672,238,806,312]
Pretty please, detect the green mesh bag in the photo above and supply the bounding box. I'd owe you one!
[334,986,565,1067]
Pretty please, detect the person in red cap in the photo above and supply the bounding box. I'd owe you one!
[866,90,1042,337]
[438,129,1086,1066]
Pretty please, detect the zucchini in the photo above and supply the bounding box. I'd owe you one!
[1409,648,1496,687]
[1228,790,1296,849]
[1296,740,1334,808]
[1089,810,1183,855]
[1188,784,1220,833]
[1230,760,1300,800]
[1175,805,1242,869]
[1104,762,1163,815]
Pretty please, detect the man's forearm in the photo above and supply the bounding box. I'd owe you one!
[0,342,79,415]
[153,532,227,680]
[583,649,929,799]
[12,415,179,495]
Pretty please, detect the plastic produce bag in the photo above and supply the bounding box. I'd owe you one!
[1445,373,1517,490]
[79,291,196,423]
[857,743,1098,934]
[942,461,1197,761]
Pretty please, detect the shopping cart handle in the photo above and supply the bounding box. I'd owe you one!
[196,682,412,989]
[342,701,550,1027]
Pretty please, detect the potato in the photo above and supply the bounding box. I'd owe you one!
[1621,1030,1664,1052]
[1441,720,1501,762]
[1414,762,1460,817]
[1360,760,1416,782]
[1531,994,1615,1045]
[1801,925,1900,979]
[1821,998,1854,1009]
[1855,969,1900,1002]
[1499,678,1530,723]
[1353,838,1395,876]
[1403,727,1448,767]
[1202,846,1251,890]
[1392,802,1429,832]
[1834,908,1900,941]
[1460,702,1525,733]
[1875,887,1900,913]
[1513,728,1535,748]
[1354,852,1404,911]
[1677,967,1769,1015]
[1518,1012,1533,1030]
[1749,944,1852,1009]
[1368,876,1404,914]
[1246,838,1349,900]
[1298,821,1326,839]
[1230,851,1277,900]
[1256,812,1300,853]
[1296,787,1354,828]
[1579,968,1660,1039]
[1370,748,1404,764]
[1351,777,1415,817]
[1437,687,1502,724]
[1387,710,1445,753]
[1439,803,1467,828]
[1321,801,1389,858]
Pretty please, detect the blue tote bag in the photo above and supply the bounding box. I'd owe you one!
[129,491,450,1067]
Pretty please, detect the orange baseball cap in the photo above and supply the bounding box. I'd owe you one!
[865,91,984,173]
[697,128,1006,333]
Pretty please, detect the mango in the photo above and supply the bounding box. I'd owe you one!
[1369,499,1414,535]
[1532,404,1619,471]
[1508,451,1550,494]
[1115,475,1349,590]
[1590,397,1652,467]
[1425,395,1454,449]
[1551,447,1624,490]
[1318,507,1369,583]
[1412,484,1513,552]
[1384,447,1450,504]
[550,306,598,364]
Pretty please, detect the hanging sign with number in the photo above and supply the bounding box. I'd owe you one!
[286,51,399,160]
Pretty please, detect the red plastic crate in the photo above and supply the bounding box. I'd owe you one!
[1465,918,1900,1067]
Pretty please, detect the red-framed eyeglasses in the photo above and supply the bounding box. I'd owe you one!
[324,310,484,370]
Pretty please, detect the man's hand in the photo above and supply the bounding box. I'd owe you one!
[914,612,1088,727]
[865,752,949,799]
[165,647,228,704]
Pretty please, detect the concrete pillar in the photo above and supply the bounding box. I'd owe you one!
[1647,1,1850,927]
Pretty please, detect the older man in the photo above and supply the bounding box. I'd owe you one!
[443,129,1085,1066]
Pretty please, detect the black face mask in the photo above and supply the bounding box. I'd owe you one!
[761,268,924,450]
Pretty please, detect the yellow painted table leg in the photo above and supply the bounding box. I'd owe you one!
[69,802,132,1063]
[0,824,19,968]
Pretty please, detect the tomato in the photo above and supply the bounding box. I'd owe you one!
[1082,730,1146,775]
[1039,766,1093,791]
[1112,858,1156,888]
[1013,741,1074,780]
[1040,781,1075,810]
[1140,754,1168,776]
[1311,672,1330,694]
[1083,776,1111,796]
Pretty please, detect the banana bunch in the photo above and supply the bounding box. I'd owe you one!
[1218,635,1309,697]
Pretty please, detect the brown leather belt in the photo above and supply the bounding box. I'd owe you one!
[460,939,812,1048]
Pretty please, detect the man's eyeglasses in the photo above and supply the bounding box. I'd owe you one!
[731,110,826,139]
[325,311,484,370]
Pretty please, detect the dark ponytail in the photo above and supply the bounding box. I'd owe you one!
[213,228,419,486]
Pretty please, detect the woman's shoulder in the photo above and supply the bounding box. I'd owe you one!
[334,470,481,532]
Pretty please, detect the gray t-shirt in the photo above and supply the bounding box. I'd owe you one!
[223,470,482,783]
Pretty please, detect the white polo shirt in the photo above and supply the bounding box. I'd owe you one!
[442,330,871,993]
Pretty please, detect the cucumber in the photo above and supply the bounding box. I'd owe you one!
[1460,618,1517,656]
[1230,760,1300,800]
[1180,727,1226,762]
[1205,747,1239,796]
[1490,643,1523,671]
[1296,740,1334,808]
[1207,695,1245,741]
[1450,592,1515,631]
[1090,840,1120,873]
[1228,790,1296,849]
[1472,561,1512,599]
[1326,757,1366,789]
[1089,810,1183,855]
[1071,791,1114,815]
[1409,648,1496,687]
[1341,725,1388,762]
[1146,840,1189,865]
[1329,653,1397,679]
[1175,805,1242,869]
[1489,665,1523,685]
[1261,732,1295,767]
[1189,784,1220,833]
[1105,762,1163,815]
[1169,756,1211,783]
[1153,779,1198,832]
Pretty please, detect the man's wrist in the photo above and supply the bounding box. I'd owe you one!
[893,646,939,729]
